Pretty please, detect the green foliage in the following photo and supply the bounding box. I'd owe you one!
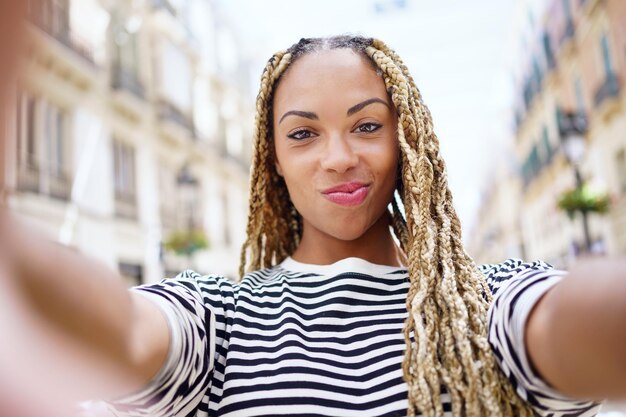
[557,184,610,219]
[164,229,209,256]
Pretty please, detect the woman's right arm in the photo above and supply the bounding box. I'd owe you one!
[0,210,170,398]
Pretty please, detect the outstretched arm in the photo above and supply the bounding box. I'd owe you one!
[526,257,626,400]
[0,0,169,412]
[0,212,170,400]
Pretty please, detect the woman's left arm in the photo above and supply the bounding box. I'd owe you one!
[526,256,626,401]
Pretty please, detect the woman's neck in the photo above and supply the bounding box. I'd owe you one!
[290,212,406,267]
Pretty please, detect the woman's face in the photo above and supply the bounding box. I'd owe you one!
[272,48,399,242]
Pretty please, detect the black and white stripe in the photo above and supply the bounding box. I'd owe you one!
[484,263,601,417]
[103,257,601,417]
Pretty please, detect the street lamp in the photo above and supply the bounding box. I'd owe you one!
[559,110,592,254]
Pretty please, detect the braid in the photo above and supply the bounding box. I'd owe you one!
[238,50,299,277]
[239,35,535,417]
[366,40,535,417]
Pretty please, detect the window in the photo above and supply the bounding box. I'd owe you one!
[160,39,192,113]
[616,148,626,194]
[562,0,572,21]
[16,92,38,170]
[43,102,69,199]
[531,56,543,88]
[112,139,137,219]
[121,32,139,74]
[600,33,614,76]
[542,33,555,68]
[30,0,70,39]
[15,94,71,200]
[542,127,553,163]
[574,77,586,113]
[45,102,66,177]
[527,144,541,179]
[118,262,143,287]
[111,14,143,97]
[113,24,139,75]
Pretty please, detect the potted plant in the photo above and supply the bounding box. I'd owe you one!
[164,229,210,257]
[557,183,610,219]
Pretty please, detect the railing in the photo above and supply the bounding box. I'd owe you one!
[16,159,40,194]
[48,169,71,201]
[111,61,145,99]
[156,99,195,134]
[16,158,72,201]
[28,0,96,65]
[594,73,621,108]
[115,191,138,220]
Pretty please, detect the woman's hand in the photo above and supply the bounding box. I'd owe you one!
[0,212,169,415]
[526,257,626,400]
[0,217,132,416]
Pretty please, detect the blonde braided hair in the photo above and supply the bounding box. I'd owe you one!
[239,36,534,417]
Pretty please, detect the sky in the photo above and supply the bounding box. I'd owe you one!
[215,0,519,236]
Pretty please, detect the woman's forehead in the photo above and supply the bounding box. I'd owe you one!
[273,49,388,111]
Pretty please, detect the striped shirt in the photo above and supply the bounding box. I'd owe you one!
[106,257,601,417]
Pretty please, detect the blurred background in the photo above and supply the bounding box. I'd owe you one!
[3,0,626,285]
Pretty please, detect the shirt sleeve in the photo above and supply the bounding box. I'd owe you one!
[481,259,602,417]
[105,270,227,417]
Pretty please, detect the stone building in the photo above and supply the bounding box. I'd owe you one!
[3,0,255,283]
[470,0,626,268]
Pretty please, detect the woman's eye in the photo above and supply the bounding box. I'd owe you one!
[356,122,382,133]
[287,129,315,140]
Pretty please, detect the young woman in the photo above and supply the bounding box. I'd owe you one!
[1,34,625,417]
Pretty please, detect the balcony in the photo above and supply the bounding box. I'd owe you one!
[115,191,138,220]
[111,62,145,99]
[28,0,96,66]
[16,159,72,201]
[16,159,40,194]
[48,170,72,201]
[594,73,621,108]
[156,99,195,133]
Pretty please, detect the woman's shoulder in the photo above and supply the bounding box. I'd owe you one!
[151,263,306,292]
[478,258,556,296]
[137,269,239,297]
[478,258,554,277]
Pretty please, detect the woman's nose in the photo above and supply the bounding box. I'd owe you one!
[319,134,359,173]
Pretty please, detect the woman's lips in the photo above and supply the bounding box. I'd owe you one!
[322,185,370,206]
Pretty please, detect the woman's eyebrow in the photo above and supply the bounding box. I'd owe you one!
[279,110,318,125]
[278,97,389,125]
[346,97,390,116]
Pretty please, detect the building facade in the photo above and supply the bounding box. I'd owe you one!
[470,0,626,268]
[3,0,255,284]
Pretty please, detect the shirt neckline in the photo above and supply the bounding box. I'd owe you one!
[279,256,407,276]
